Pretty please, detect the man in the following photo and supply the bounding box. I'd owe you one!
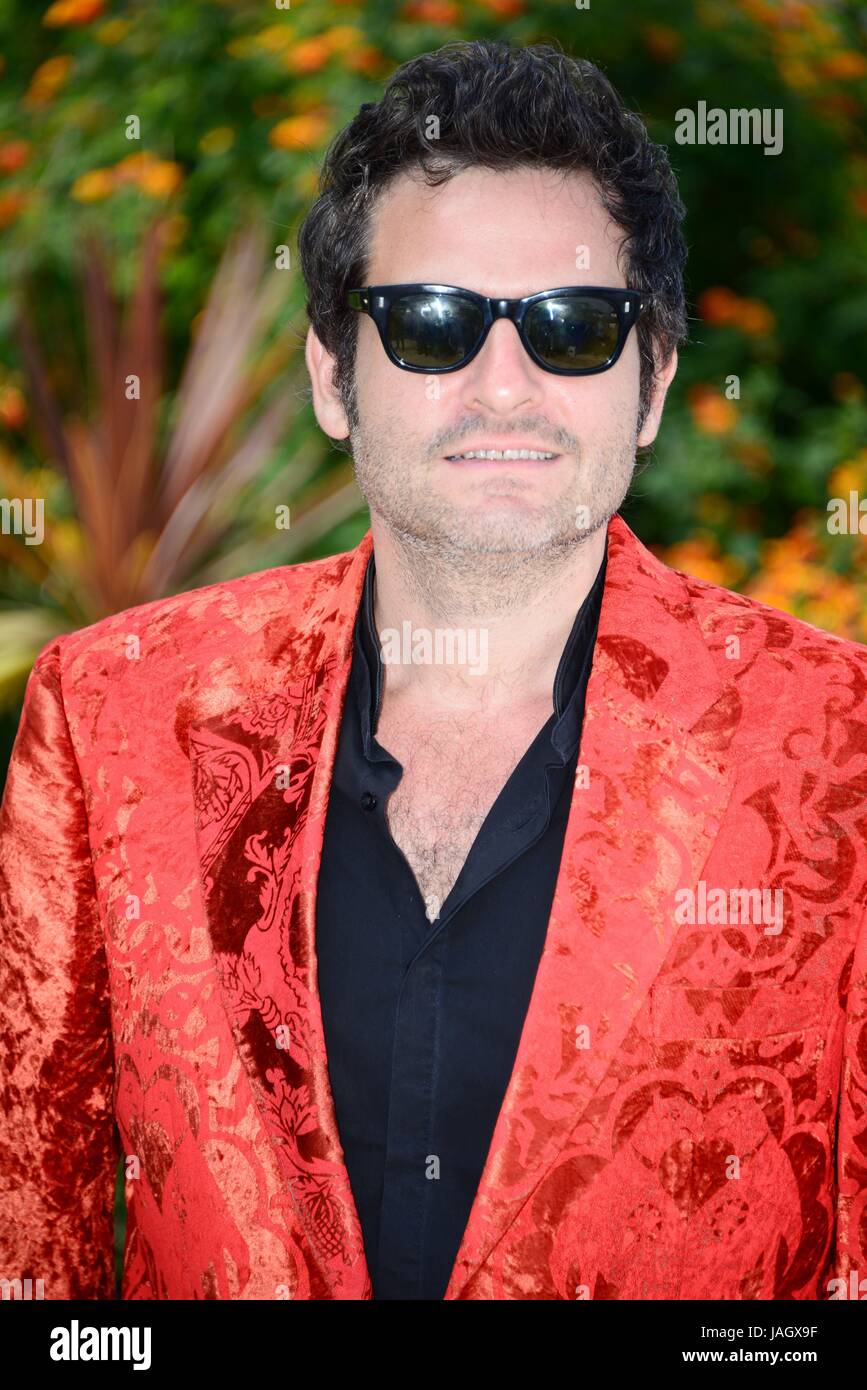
[1,39,865,1302]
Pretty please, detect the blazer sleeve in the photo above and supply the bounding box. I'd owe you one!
[834,897,867,1293]
[0,639,118,1299]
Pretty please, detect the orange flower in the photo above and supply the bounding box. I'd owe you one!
[820,51,867,81]
[325,26,364,52]
[0,385,27,429]
[828,449,867,497]
[0,189,28,225]
[697,286,775,336]
[343,45,385,76]
[136,160,183,198]
[123,153,181,196]
[660,534,745,588]
[688,384,738,435]
[43,0,105,26]
[0,141,29,174]
[284,37,332,74]
[71,167,114,201]
[74,154,184,202]
[746,542,864,635]
[735,298,775,335]
[697,286,741,325]
[24,54,73,106]
[113,151,150,184]
[401,0,461,23]
[475,0,525,16]
[269,112,331,150]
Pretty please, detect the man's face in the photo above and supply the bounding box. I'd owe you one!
[307,165,677,555]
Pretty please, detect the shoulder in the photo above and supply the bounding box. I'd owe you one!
[38,546,364,700]
[679,565,867,670]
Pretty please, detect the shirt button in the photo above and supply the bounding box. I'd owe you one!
[361,791,377,811]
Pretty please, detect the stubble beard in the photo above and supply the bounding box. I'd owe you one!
[341,381,640,615]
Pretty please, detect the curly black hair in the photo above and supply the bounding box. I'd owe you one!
[297,38,688,435]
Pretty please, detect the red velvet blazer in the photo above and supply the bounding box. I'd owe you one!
[1,513,866,1300]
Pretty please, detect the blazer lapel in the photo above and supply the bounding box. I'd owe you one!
[444,514,743,1298]
[186,532,374,1299]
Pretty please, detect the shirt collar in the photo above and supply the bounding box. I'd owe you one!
[354,530,607,764]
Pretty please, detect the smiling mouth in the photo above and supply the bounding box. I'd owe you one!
[443,448,560,461]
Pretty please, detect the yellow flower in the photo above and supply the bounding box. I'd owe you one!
[255,24,294,53]
[326,26,364,52]
[827,461,867,497]
[111,152,183,197]
[71,168,114,202]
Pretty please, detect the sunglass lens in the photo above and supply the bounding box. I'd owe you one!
[386,293,484,369]
[525,296,621,370]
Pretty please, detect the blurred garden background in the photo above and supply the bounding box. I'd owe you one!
[0,0,865,1293]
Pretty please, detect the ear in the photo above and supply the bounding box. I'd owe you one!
[305,325,350,440]
[636,346,678,449]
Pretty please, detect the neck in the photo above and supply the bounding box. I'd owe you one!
[368,517,607,713]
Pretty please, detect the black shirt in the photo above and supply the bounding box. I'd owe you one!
[315,537,607,1299]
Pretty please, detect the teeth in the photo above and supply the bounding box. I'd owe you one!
[448,449,556,460]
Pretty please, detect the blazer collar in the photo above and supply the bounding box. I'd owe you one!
[186,513,741,1299]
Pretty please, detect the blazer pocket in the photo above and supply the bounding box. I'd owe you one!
[649,979,828,1042]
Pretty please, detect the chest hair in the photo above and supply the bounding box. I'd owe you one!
[375,702,551,920]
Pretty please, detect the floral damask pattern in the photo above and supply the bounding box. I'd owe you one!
[1,515,865,1300]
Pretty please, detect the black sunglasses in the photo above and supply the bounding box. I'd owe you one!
[346,283,646,376]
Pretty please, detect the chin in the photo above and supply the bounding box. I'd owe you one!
[429,508,586,555]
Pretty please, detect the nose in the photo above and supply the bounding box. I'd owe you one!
[458,315,543,415]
